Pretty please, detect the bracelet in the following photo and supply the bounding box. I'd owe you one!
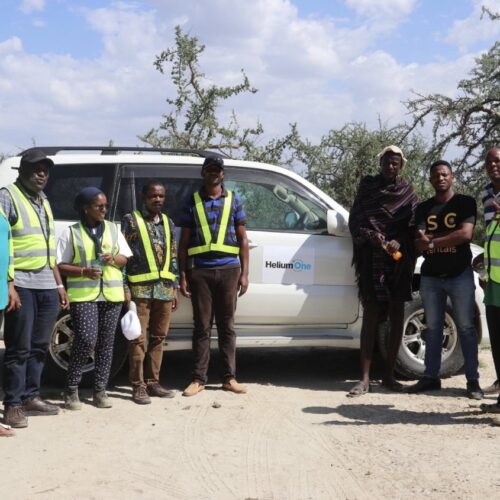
[56,284,64,289]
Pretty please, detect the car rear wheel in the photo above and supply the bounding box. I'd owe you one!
[43,310,129,387]
[378,294,465,379]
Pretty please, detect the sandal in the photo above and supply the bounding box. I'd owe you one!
[480,403,500,414]
[347,381,370,398]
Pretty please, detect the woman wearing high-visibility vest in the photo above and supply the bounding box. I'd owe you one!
[57,187,132,410]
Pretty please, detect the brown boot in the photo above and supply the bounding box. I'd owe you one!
[4,405,28,428]
[182,381,205,397]
[132,385,151,405]
[146,383,175,399]
[222,379,247,394]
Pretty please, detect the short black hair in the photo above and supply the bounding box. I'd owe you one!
[141,179,165,196]
[429,160,452,174]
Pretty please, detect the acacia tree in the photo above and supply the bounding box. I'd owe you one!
[140,26,298,165]
[404,8,499,195]
[296,121,431,209]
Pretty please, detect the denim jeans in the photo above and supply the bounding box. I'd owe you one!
[420,268,479,381]
[2,287,60,406]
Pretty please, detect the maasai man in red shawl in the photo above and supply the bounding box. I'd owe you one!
[347,145,418,397]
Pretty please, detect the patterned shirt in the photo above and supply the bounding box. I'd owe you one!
[179,184,246,268]
[121,210,178,301]
[482,182,500,228]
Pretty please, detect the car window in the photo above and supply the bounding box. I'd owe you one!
[224,168,328,233]
[45,163,118,220]
[115,165,200,225]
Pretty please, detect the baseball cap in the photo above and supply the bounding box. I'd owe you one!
[377,145,407,166]
[20,149,54,169]
[202,155,224,172]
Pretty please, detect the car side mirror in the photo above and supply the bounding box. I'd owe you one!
[327,209,349,237]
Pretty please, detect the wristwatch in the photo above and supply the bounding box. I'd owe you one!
[428,240,435,250]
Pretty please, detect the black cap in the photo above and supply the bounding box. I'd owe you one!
[202,155,224,172]
[20,149,54,169]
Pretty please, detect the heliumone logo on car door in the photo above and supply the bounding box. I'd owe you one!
[262,246,315,284]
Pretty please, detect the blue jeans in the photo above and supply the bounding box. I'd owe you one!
[2,287,60,406]
[420,268,479,381]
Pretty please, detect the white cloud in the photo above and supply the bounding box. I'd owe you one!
[446,0,500,52]
[19,0,45,14]
[345,0,417,20]
[0,0,497,156]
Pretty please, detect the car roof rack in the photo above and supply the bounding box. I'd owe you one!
[18,146,227,157]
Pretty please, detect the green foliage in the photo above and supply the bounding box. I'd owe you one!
[404,11,499,200]
[294,121,433,209]
[140,26,297,166]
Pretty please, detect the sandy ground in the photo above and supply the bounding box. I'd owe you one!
[1,344,499,500]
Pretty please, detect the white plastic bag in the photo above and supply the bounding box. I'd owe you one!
[121,301,141,340]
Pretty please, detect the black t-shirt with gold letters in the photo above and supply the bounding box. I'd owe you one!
[415,194,476,278]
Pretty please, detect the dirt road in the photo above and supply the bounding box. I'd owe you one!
[1,346,499,500]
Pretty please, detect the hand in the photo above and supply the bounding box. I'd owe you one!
[180,276,191,298]
[172,290,179,312]
[385,239,400,253]
[58,287,69,310]
[374,233,386,247]
[101,252,114,265]
[416,229,431,252]
[238,273,249,297]
[6,282,21,313]
[85,267,102,280]
[124,288,132,305]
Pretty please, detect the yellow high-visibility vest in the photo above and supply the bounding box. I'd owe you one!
[485,218,500,283]
[188,190,240,256]
[127,211,176,283]
[66,221,124,302]
[4,184,56,271]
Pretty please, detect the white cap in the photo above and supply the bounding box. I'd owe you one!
[377,145,407,166]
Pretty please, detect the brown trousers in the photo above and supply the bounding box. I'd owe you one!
[188,267,240,384]
[128,299,173,387]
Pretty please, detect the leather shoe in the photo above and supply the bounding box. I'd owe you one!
[406,377,441,394]
[222,379,247,394]
[22,397,59,416]
[483,379,500,394]
[466,380,484,400]
[132,385,151,405]
[147,383,175,399]
[182,381,205,397]
[4,405,28,428]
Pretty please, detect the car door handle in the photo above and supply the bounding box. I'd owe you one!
[248,240,258,249]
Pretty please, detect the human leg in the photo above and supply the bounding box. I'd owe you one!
[129,299,150,387]
[382,299,405,390]
[214,268,240,384]
[486,305,500,380]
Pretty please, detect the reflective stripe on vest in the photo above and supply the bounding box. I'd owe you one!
[66,221,124,302]
[127,211,176,283]
[485,218,500,283]
[187,190,240,256]
[5,184,56,271]
[0,206,14,281]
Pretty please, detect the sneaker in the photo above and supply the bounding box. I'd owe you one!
[22,397,59,416]
[222,379,247,394]
[406,377,441,394]
[483,379,500,394]
[0,423,15,437]
[93,389,112,409]
[182,381,205,397]
[466,380,484,400]
[132,385,151,405]
[64,387,82,411]
[146,382,175,399]
[4,405,28,428]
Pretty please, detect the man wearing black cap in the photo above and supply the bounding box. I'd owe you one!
[0,149,68,428]
[179,155,249,397]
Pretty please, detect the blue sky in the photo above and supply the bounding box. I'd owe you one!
[0,0,498,155]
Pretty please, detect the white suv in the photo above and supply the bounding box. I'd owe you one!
[0,147,487,384]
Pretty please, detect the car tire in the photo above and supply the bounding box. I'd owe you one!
[377,294,465,379]
[43,309,129,387]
